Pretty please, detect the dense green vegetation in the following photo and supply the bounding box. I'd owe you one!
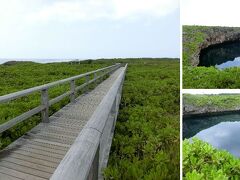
[0,60,111,96]
[183,25,240,88]
[182,26,207,66]
[183,94,240,109]
[183,138,240,180]
[105,60,180,179]
[0,60,112,148]
[0,59,180,179]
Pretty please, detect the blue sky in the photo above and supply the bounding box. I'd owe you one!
[0,0,179,63]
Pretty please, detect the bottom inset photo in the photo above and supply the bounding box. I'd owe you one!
[182,90,240,179]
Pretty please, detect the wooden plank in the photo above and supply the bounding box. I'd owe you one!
[29,130,77,139]
[0,172,22,180]
[46,123,82,132]
[44,124,81,133]
[50,118,84,126]
[50,116,83,123]
[48,122,83,130]
[21,143,67,156]
[17,146,65,158]
[13,150,61,164]
[27,134,74,146]
[0,166,46,180]
[28,132,76,144]
[12,138,69,152]
[5,153,58,169]
[0,160,52,179]
[29,138,70,149]
[1,156,55,173]
[32,125,79,137]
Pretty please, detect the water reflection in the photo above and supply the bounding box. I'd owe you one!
[199,41,240,69]
[194,122,240,157]
[216,57,240,69]
[184,113,240,157]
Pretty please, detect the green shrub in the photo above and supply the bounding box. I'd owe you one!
[0,59,179,179]
[0,61,111,149]
[183,138,240,180]
[105,60,180,179]
[183,94,240,109]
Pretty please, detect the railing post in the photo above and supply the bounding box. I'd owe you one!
[107,68,111,76]
[85,75,90,93]
[94,72,97,86]
[111,97,118,134]
[101,70,105,81]
[88,144,99,180]
[70,80,76,103]
[41,89,49,123]
[112,65,115,72]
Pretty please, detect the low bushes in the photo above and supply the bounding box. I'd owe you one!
[105,60,180,179]
[183,138,240,180]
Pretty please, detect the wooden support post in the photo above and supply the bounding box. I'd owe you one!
[85,75,90,93]
[109,67,113,75]
[101,70,104,81]
[70,80,76,103]
[88,144,99,180]
[41,89,49,123]
[111,97,118,134]
[94,72,97,86]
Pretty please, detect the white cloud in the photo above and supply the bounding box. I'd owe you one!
[0,0,178,24]
[182,0,240,26]
[112,0,178,19]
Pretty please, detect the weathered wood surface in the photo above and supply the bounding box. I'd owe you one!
[51,64,127,180]
[0,67,125,180]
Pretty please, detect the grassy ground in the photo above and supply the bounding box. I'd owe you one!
[105,60,180,179]
[183,25,240,89]
[183,94,240,110]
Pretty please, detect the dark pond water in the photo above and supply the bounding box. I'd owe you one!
[183,113,240,157]
[199,41,240,69]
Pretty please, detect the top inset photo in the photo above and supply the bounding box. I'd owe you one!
[182,0,240,89]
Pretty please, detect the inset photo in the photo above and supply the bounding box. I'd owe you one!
[182,90,240,179]
[182,0,240,89]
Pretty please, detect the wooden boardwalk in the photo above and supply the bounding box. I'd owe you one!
[0,67,125,180]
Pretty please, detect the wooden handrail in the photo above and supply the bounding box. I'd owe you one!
[51,64,127,180]
[0,64,120,103]
[0,63,121,134]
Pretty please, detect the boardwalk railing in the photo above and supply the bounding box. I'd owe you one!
[0,63,121,134]
[51,64,127,180]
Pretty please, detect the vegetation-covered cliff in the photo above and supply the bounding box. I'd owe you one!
[183,25,240,88]
[183,94,240,115]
